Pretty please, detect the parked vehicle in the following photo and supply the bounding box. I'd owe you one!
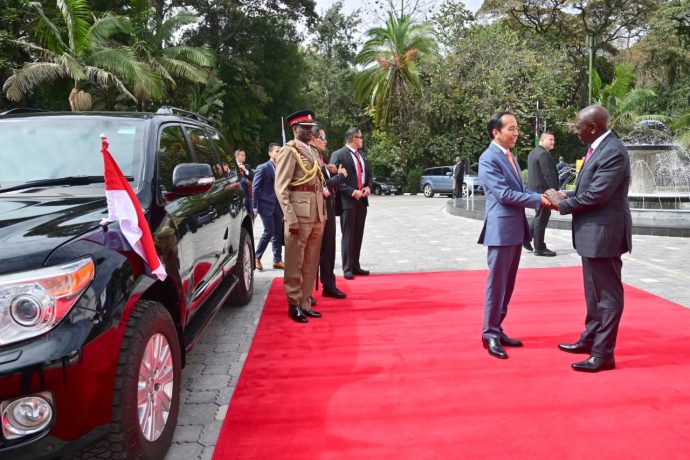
[372,177,403,195]
[0,107,254,459]
[419,166,482,198]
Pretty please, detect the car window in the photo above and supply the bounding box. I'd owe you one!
[433,168,443,176]
[185,126,223,179]
[206,130,237,180]
[158,125,192,193]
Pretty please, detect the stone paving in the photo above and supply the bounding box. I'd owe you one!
[165,194,690,460]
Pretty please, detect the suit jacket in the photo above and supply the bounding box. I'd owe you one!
[252,160,280,216]
[477,143,542,246]
[559,133,632,258]
[453,162,465,183]
[527,145,559,193]
[274,140,325,226]
[330,146,373,211]
[322,159,346,211]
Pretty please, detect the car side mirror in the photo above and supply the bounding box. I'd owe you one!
[169,163,214,197]
[446,172,452,176]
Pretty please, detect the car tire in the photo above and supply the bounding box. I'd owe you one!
[86,300,181,460]
[374,186,382,195]
[228,227,254,306]
[423,184,434,198]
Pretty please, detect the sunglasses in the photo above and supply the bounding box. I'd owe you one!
[318,136,327,141]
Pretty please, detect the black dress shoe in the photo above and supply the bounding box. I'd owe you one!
[500,333,523,347]
[303,308,322,318]
[534,248,557,257]
[343,272,354,280]
[309,296,317,306]
[323,288,347,299]
[522,241,534,251]
[353,268,370,276]
[558,342,592,354]
[288,305,308,323]
[482,338,508,359]
[572,356,615,373]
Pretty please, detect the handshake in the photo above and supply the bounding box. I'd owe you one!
[540,189,567,211]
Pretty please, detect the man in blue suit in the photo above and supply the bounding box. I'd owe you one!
[545,105,632,372]
[252,143,284,270]
[478,111,551,359]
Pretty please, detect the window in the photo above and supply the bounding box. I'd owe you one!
[207,130,236,180]
[158,125,192,192]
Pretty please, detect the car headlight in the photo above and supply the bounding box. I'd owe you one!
[0,258,95,346]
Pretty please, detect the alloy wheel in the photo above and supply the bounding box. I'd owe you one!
[137,333,174,442]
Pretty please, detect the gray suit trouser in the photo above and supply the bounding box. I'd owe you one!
[483,244,522,339]
[579,256,624,358]
[529,207,551,251]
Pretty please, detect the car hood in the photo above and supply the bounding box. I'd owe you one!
[0,192,108,274]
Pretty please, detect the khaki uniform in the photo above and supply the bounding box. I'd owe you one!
[274,140,326,308]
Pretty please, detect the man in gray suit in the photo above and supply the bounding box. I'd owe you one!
[526,132,559,256]
[478,111,551,359]
[545,105,632,373]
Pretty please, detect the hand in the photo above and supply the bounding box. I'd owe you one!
[362,186,371,197]
[337,165,348,177]
[352,190,363,200]
[323,187,331,198]
[326,163,337,174]
[289,224,299,235]
[543,189,562,210]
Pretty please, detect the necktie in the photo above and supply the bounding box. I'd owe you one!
[505,150,520,178]
[353,150,363,189]
[583,147,594,164]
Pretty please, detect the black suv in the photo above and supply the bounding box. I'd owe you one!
[0,108,255,459]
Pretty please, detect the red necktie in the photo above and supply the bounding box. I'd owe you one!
[505,150,520,178]
[583,147,594,164]
[353,150,363,189]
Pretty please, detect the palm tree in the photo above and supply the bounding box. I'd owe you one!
[3,0,161,110]
[131,7,215,108]
[353,13,435,127]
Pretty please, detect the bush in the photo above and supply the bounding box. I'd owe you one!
[406,167,423,194]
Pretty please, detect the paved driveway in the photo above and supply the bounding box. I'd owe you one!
[166,194,690,460]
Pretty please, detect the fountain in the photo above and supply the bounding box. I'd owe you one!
[448,123,690,237]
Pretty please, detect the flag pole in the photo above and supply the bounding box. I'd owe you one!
[281,117,286,145]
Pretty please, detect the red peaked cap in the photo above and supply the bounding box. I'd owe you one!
[286,109,317,127]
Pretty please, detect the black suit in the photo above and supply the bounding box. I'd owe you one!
[453,161,465,198]
[319,159,346,291]
[527,145,559,251]
[330,146,373,275]
[558,132,632,359]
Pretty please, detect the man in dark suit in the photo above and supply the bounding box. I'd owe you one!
[331,127,373,280]
[252,143,284,271]
[545,105,632,373]
[526,132,559,256]
[478,111,551,359]
[452,156,465,198]
[235,148,254,216]
[310,125,348,298]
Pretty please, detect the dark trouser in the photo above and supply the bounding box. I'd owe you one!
[340,204,367,275]
[529,207,551,251]
[483,244,522,339]
[256,211,283,262]
[319,202,337,291]
[579,256,624,359]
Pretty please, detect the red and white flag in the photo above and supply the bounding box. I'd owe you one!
[101,135,166,281]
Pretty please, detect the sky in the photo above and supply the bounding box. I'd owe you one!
[313,0,484,16]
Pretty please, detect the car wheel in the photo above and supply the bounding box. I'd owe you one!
[105,300,181,460]
[423,184,434,198]
[374,186,382,195]
[228,227,254,306]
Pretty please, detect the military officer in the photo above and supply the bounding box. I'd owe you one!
[274,110,327,323]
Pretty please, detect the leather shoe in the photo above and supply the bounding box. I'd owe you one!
[499,333,523,347]
[572,355,615,373]
[558,342,592,354]
[255,258,263,271]
[288,305,308,323]
[482,337,508,359]
[323,288,347,299]
[303,308,322,318]
[344,272,354,280]
[273,261,285,269]
[534,248,557,257]
[353,268,370,276]
[309,296,317,307]
[522,241,534,251]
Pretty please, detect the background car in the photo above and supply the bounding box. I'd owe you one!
[419,166,483,198]
[372,176,403,195]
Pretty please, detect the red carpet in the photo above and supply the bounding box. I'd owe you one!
[213,267,690,459]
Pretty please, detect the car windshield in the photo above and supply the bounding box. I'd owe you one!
[0,116,144,189]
